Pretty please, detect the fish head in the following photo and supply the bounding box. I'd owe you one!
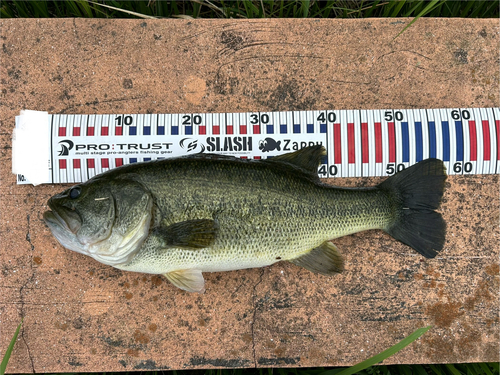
[44,176,153,266]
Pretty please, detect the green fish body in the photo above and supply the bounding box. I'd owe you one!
[44,146,446,293]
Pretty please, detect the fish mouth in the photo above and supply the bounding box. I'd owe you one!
[44,201,82,234]
[43,207,88,255]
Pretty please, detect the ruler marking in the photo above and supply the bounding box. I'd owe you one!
[362,122,369,164]
[455,120,464,162]
[348,122,355,164]
[334,122,341,164]
[429,120,437,159]
[388,121,396,163]
[18,108,498,185]
[374,121,382,164]
[441,120,450,162]
[482,120,491,161]
[415,120,423,162]
[402,120,410,163]
[469,120,477,161]
[496,119,500,161]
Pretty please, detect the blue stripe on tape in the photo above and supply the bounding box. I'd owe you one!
[455,121,463,161]
[307,124,314,133]
[158,126,165,135]
[429,121,437,158]
[320,123,327,133]
[280,124,287,134]
[130,158,137,163]
[129,127,137,136]
[293,124,300,134]
[402,121,409,163]
[442,121,450,161]
[186,126,193,135]
[415,121,423,162]
[172,126,179,135]
[144,126,151,135]
[267,124,274,134]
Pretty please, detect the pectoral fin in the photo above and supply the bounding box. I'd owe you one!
[163,269,205,293]
[289,241,344,275]
[155,219,218,249]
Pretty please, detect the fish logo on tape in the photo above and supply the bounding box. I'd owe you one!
[13,108,500,185]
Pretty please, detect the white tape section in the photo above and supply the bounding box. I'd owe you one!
[12,110,51,185]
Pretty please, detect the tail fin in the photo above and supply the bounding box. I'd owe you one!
[378,159,447,258]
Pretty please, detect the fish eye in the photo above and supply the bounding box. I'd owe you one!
[69,186,81,199]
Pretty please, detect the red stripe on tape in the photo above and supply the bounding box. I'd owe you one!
[388,122,395,163]
[469,121,477,161]
[375,122,382,163]
[334,123,341,164]
[496,120,500,161]
[482,120,491,161]
[348,123,355,164]
[361,122,368,164]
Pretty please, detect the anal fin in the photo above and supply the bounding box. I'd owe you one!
[163,269,205,293]
[289,241,344,275]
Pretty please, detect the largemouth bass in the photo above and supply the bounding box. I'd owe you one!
[43,146,446,293]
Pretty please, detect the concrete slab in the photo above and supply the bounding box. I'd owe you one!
[1,18,499,372]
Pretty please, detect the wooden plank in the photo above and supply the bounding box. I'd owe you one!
[0,18,498,373]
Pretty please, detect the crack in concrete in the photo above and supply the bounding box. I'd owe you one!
[250,268,264,368]
[20,214,36,373]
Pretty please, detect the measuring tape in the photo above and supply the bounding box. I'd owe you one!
[13,108,500,185]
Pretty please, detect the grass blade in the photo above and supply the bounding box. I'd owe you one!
[429,364,445,375]
[0,320,23,375]
[445,364,462,375]
[86,0,158,19]
[319,326,432,375]
[392,0,442,40]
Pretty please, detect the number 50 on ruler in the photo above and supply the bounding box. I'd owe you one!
[321,108,499,177]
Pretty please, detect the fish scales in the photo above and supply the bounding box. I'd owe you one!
[44,146,447,293]
[119,157,391,274]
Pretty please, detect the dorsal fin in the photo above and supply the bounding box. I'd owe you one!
[267,145,326,175]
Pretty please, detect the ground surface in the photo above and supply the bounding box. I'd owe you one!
[0,18,499,373]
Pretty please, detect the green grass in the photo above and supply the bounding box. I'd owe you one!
[1,1,499,374]
[1,0,499,19]
[0,320,22,375]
